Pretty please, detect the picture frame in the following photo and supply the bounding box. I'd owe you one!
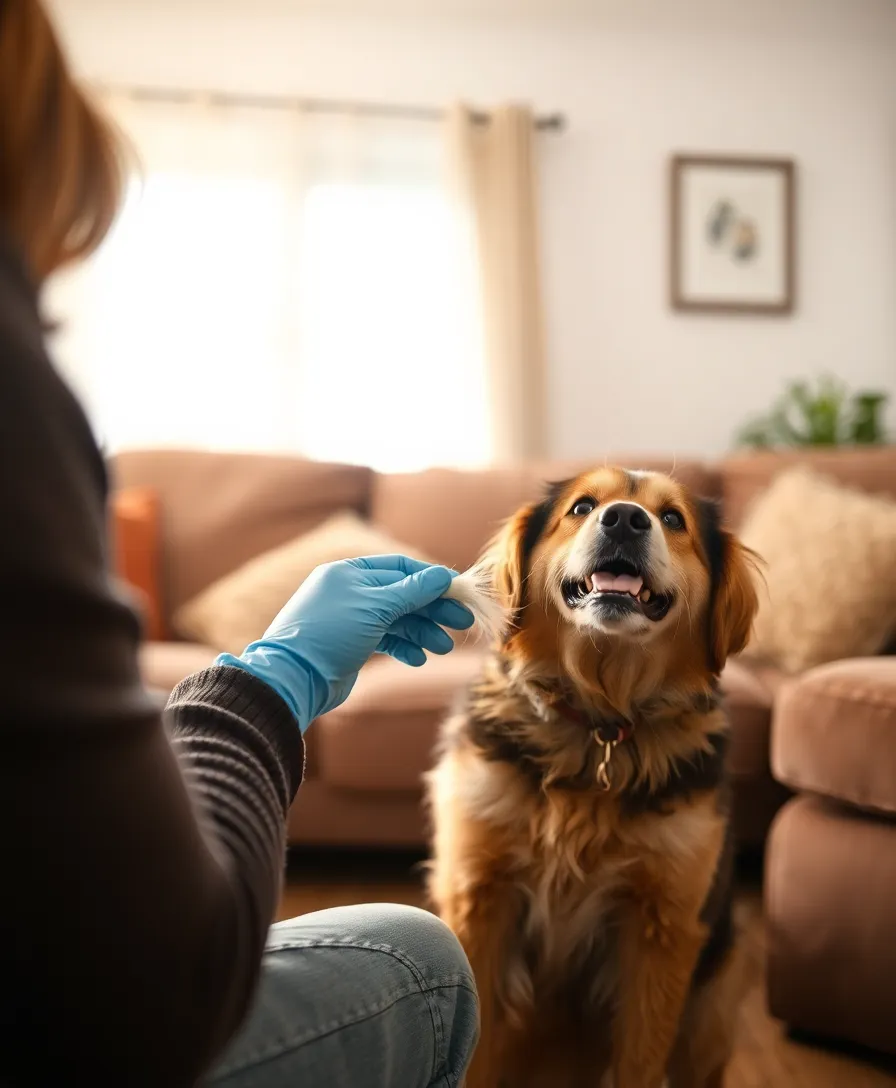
[669,154,796,315]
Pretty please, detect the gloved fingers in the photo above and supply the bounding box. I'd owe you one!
[357,567,457,594]
[416,597,475,631]
[352,564,472,628]
[349,554,456,577]
[377,565,455,619]
[375,633,427,667]
[359,569,408,589]
[388,614,455,656]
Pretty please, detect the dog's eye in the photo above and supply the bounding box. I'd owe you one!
[662,509,685,530]
[570,498,595,517]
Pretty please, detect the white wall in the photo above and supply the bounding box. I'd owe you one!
[48,0,896,460]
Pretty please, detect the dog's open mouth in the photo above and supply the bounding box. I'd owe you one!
[562,558,674,621]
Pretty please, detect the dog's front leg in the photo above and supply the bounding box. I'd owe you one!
[612,897,705,1088]
[439,884,525,1088]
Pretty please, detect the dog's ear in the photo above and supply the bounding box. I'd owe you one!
[487,502,540,621]
[697,498,761,674]
[711,537,759,672]
[481,480,566,640]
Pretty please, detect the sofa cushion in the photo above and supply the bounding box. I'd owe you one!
[772,658,896,815]
[111,450,372,615]
[317,649,487,791]
[173,511,437,656]
[739,466,896,673]
[138,640,219,696]
[721,446,896,529]
[720,658,786,780]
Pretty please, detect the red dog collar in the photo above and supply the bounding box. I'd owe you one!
[553,699,634,744]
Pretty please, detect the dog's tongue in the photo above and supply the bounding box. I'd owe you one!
[593,571,644,596]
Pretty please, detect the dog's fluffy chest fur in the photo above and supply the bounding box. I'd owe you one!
[427,659,731,1028]
[428,718,725,1020]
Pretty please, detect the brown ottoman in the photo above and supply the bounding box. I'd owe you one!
[765,659,896,1056]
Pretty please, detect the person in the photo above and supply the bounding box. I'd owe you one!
[0,2,479,1085]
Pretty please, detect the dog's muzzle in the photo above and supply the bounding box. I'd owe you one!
[561,503,675,622]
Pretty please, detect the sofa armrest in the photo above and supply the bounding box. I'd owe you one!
[772,658,896,817]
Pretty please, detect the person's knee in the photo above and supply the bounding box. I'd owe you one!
[217,900,478,1088]
[378,904,472,984]
[350,904,479,1084]
[300,902,475,990]
[365,906,477,1085]
[264,903,479,1085]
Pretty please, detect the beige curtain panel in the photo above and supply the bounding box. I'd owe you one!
[446,103,547,463]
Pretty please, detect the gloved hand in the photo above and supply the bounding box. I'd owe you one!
[216,555,473,733]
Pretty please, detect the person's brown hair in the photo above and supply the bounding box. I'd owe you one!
[0,0,125,282]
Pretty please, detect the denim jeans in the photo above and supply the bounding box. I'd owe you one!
[208,903,479,1088]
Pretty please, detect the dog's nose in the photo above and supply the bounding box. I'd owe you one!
[600,502,652,540]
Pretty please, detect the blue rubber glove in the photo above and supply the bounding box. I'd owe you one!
[216,555,473,733]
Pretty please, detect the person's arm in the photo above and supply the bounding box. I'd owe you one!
[0,257,305,1085]
[0,249,475,1086]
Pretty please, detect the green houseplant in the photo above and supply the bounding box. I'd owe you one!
[735,376,888,449]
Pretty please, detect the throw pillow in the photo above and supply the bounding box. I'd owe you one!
[739,466,896,673]
[173,511,438,656]
[110,487,165,640]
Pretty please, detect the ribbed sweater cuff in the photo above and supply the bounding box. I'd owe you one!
[167,665,304,801]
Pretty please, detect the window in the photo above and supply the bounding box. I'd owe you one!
[297,181,488,470]
[48,98,489,471]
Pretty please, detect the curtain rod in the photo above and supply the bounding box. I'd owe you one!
[91,82,565,132]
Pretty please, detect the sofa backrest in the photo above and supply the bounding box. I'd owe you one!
[111,449,372,617]
[720,447,896,528]
[371,457,719,571]
[109,445,896,634]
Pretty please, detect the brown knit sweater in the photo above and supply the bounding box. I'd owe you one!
[0,233,305,1087]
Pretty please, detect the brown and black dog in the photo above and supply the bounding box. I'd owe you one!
[426,467,760,1088]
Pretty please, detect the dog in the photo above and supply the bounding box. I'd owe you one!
[426,466,760,1088]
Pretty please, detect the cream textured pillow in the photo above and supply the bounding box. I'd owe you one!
[174,511,436,655]
[740,466,896,673]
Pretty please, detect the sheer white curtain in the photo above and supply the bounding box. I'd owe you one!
[48,93,490,471]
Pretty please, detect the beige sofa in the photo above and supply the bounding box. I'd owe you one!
[112,445,896,853]
[764,658,896,1056]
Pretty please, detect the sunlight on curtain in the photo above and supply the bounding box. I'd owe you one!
[47,95,489,471]
[297,182,488,469]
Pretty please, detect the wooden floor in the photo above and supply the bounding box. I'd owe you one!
[279,850,896,1088]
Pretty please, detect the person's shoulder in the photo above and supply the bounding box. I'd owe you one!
[0,233,108,498]
[0,232,46,373]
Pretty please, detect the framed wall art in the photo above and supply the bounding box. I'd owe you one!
[669,154,796,315]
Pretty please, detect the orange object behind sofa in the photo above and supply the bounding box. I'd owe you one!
[110,486,165,641]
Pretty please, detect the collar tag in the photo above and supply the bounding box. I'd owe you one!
[595,734,618,791]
